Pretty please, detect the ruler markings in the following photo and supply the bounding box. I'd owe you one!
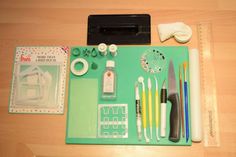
[197,23,220,147]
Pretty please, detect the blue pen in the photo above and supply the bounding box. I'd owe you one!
[183,62,189,143]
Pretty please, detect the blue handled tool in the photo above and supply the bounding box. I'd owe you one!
[183,62,189,143]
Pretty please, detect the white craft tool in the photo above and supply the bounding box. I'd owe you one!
[160,80,167,137]
[138,76,150,143]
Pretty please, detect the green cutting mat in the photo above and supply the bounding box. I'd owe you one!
[66,46,191,146]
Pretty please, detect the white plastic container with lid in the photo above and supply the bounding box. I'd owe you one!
[109,44,118,56]
[98,43,108,56]
[102,60,116,99]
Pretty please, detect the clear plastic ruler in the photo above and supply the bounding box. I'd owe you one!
[197,23,220,147]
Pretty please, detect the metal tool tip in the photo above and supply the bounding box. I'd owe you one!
[162,79,166,88]
[154,76,157,81]
[138,133,142,141]
[156,129,160,141]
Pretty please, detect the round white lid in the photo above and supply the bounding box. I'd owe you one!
[98,43,107,52]
[109,44,117,52]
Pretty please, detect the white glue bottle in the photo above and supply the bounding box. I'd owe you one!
[102,60,116,99]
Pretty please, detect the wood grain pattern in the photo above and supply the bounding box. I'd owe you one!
[0,0,236,156]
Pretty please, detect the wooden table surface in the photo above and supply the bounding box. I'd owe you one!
[0,0,236,156]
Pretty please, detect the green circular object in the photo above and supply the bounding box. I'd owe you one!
[72,48,81,56]
[91,62,98,70]
[140,48,166,74]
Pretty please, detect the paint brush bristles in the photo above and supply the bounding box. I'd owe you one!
[183,62,188,81]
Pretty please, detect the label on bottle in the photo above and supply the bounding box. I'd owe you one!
[103,70,115,93]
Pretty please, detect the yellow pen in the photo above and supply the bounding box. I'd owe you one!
[148,78,153,139]
[138,76,150,143]
[154,76,160,141]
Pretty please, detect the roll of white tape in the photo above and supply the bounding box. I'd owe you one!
[70,58,89,76]
[189,48,202,142]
